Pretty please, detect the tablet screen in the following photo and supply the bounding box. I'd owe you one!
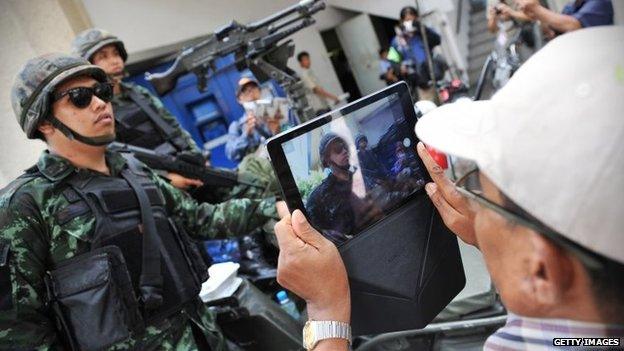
[279,89,426,245]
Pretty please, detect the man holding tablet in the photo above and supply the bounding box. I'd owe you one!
[275,27,624,350]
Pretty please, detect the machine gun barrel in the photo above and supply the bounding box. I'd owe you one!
[145,0,325,96]
[246,0,318,31]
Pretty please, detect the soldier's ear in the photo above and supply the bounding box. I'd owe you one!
[37,119,55,139]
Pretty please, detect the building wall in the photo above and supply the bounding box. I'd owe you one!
[0,0,78,187]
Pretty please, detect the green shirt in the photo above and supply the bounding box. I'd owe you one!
[0,150,277,350]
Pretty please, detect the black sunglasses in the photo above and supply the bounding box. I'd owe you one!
[52,82,113,108]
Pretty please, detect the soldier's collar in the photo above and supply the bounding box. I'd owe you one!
[37,151,76,182]
[37,150,129,181]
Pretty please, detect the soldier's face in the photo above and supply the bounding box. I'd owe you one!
[92,44,124,76]
[50,76,115,139]
[329,140,349,167]
[358,140,367,150]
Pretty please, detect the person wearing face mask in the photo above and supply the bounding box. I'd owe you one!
[305,133,384,246]
[391,6,442,99]
[0,54,285,350]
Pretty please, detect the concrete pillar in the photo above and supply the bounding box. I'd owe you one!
[0,0,85,187]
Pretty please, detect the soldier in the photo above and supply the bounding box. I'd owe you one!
[0,53,281,350]
[354,134,388,191]
[70,28,279,201]
[305,133,383,245]
[71,29,280,277]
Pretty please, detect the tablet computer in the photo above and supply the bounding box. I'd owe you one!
[267,82,465,335]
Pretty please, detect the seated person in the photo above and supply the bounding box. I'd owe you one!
[305,133,383,245]
[226,77,285,162]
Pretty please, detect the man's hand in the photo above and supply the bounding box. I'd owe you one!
[497,3,514,20]
[515,0,540,19]
[275,210,350,323]
[266,113,282,135]
[276,201,289,219]
[243,113,258,136]
[167,172,204,189]
[417,142,478,247]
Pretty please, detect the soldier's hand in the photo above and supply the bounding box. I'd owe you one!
[275,210,350,323]
[417,142,478,247]
[167,172,204,189]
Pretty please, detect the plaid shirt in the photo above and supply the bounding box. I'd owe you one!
[485,313,624,350]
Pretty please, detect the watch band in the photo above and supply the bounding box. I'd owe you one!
[304,320,352,350]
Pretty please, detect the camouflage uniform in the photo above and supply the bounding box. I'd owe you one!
[0,53,278,350]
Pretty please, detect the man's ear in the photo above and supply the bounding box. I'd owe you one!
[525,230,574,309]
[37,119,55,137]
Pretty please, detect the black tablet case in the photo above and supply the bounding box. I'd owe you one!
[338,194,465,335]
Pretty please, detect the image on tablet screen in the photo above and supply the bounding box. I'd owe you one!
[281,93,426,246]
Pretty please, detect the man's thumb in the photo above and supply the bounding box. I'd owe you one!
[292,210,322,247]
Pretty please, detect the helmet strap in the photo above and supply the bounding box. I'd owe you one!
[49,116,115,146]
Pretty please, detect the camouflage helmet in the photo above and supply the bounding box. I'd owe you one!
[354,133,368,147]
[318,132,346,168]
[71,28,128,62]
[11,53,107,139]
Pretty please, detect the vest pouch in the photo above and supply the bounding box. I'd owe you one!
[45,245,144,351]
[168,218,210,288]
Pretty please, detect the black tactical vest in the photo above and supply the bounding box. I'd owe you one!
[59,156,208,325]
[113,89,190,156]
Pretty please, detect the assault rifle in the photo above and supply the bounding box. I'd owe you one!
[108,142,259,188]
[146,0,326,123]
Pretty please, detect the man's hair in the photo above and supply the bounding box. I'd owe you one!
[297,51,310,63]
[501,194,624,322]
[400,6,419,20]
[379,47,389,56]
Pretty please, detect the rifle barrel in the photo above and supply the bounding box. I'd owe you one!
[246,0,319,31]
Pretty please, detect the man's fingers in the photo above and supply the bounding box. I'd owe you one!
[276,201,290,219]
[291,210,323,250]
[417,142,471,213]
[274,215,297,250]
[425,183,464,231]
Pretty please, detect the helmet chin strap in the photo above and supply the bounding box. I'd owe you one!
[330,161,351,173]
[49,116,115,146]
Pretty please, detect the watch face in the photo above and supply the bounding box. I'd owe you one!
[303,323,314,349]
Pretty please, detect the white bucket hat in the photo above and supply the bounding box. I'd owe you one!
[416,26,624,264]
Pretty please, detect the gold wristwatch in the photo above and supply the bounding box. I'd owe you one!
[303,320,352,350]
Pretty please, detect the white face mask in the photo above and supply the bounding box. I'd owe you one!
[403,20,415,33]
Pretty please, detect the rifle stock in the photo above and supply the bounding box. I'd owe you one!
[108,142,259,188]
